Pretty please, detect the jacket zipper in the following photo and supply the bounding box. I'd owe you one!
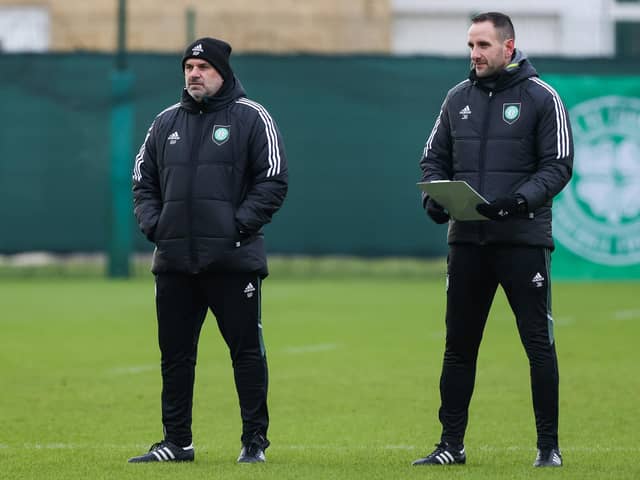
[478,90,493,194]
[479,90,494,242]
[187,111,204,272]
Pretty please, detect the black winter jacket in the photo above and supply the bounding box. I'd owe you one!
[420,51,573,249]
[133,77,288,276]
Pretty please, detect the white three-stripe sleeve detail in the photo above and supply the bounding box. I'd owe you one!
[424,114,442,157]
[529,78,570,159]
[133,103,180,182]
[133,123,153,182]
[236,98,281,177]
[236,98,278,176]
[424,79,468,158]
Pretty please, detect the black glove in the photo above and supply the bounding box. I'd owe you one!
[476,195,527,221]
[235,221,251,245]
[425,198,450,224]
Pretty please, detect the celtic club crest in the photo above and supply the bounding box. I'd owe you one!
[553,96,640,266]
[212,125,230,145]
[503,103,521,124]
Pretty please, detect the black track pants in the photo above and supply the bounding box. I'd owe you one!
[438,244,559,449]
[154,271,268,447]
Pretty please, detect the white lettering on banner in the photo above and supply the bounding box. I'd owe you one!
[619,236,640,253]
[553,95,640,266]
[582,111,606,131]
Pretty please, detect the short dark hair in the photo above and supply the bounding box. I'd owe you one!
[471,12,515,41]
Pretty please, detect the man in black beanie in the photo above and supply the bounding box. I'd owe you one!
[129,37,288,464]
[182,37,233,84]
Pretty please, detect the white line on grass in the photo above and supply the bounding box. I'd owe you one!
[28,443,77,449]
[107,365,156,375]
[613,309,640,320]
[19,443,146,450]
[554,316,575,326]
[282,343,339,354]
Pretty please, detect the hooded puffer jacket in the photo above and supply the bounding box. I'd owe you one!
[133,77,288,276]
[420,50,573,249]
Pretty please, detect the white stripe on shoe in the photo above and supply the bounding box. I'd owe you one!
[163,447,175,459]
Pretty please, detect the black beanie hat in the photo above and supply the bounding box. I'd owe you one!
[182,37,233,82]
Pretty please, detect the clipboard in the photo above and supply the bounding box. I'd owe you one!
[417,180,489,221]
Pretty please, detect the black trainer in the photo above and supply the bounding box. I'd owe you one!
[237,433,270,463]
[128,440,195,463]
[412,442,466,466]
[533,447,562,467]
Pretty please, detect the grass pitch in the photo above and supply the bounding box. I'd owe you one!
[1,260,639,479]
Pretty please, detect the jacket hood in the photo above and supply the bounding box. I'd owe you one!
[469,49,538,91]
[181,74,247,112]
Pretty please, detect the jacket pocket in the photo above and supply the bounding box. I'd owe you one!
[233,232,261,248]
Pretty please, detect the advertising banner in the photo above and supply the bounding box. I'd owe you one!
[544,76,640,279]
